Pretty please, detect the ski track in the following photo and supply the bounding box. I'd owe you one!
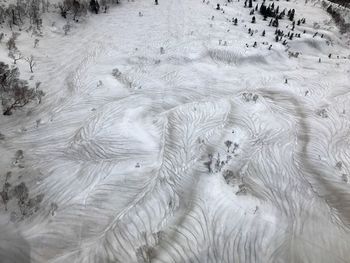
[1,0,350,262]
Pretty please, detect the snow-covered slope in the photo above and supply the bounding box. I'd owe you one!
[0,0,350,262]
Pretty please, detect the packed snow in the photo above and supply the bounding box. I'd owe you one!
[0,0,350,262]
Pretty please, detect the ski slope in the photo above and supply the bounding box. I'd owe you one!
[1,0,350,262]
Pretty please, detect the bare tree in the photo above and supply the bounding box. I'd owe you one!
[9,51,23,64]
[224,140,232,152]
[25,55,36,73]
[0,62,44,115]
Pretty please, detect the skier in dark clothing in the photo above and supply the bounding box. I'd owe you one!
[155,0,158,5]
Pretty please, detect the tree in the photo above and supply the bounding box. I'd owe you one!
[272,18,279,27]
[25,56,36,73]
[289,9,295,21]
[248,0,253,8]
[73,0,81,20]
[0,62,43,115]
[9,51,23,64]
[72,0,87,21]
[28,0,42,29]
[90,0,100,14]
[225,140,232,152]
[6,32,20,52]
[59,0,88,20]
[59,1,70,18]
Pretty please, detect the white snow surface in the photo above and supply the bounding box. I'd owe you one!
[1,0,350,262]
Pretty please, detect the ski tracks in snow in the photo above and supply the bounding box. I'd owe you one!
[2,0,350,262]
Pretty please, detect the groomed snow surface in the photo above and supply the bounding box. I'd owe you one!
[1,0,350,262]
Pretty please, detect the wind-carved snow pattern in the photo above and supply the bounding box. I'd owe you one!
[1,0,350,262]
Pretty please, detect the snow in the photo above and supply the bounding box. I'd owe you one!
[0,0,350,262]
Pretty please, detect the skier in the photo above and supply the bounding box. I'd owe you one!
[155,0,158,5]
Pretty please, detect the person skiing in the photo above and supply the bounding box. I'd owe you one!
[155,0,158,5]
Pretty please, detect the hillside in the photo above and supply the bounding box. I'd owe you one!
[0,0,350,262]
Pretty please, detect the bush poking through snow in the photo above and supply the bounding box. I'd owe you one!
[316,108,328,118]
[63,23,71,35]
[112,68,122,78]
[11,182,44,217]
[242,92,258,102]
[0,62,44,115]
[34,39,39,48]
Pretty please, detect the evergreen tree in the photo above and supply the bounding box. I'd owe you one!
[260,3,266,15]
[289,9,295,21]
[266,6,272,17]
[248,0,253,8]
